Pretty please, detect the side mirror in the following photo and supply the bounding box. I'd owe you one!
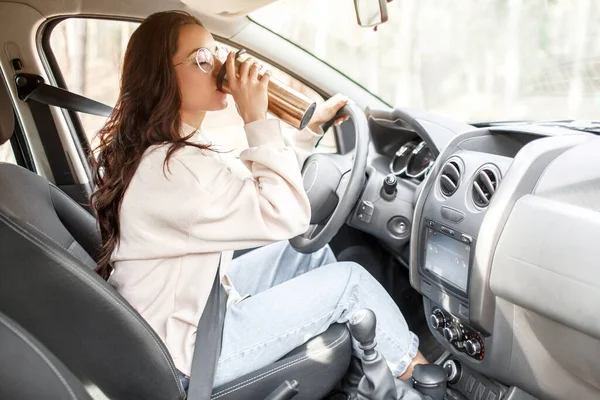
[354,0,389,27]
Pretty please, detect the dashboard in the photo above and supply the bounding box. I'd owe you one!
[348,107,600,400]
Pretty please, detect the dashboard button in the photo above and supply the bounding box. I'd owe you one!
[461,234,473,244]
[357,213,372,223]
[466,376,476,393]
[360,201,374,216]
[427,220,435,228]
[441,225,455,236]
[388,216,410,237]
[441,206,465,223]
[357,201,374,223]
[475,383,486,400]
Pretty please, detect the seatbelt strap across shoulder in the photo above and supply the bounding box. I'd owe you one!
[187,254,227,400]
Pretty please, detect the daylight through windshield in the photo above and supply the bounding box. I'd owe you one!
[252,0,600,123]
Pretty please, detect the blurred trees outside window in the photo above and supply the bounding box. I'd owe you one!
[252,0,600,123]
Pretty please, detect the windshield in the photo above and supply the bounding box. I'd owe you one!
[251,0,600,123]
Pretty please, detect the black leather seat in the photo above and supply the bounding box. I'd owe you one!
[0,311,92,400]
[0,162,351,400]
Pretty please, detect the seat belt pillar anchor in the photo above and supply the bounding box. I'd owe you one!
[14,73,44,101]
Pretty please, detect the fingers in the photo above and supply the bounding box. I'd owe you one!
[249,62,260,82]
[259,70,271,88]
[334,116,350,126]
[330,93,349,103]
[227,53,269,125]
[239,58,254,83]
[327,93,349,110]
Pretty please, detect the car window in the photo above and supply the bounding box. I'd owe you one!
[48,18,337,155]
[0,141,16,164]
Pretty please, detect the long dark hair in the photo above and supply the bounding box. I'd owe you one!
[90,11,211,280]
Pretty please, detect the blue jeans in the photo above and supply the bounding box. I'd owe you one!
[179,241,419,390]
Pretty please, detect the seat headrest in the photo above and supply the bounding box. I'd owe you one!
[0,80,14,145]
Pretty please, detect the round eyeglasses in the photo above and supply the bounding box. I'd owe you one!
[174,46,229,74]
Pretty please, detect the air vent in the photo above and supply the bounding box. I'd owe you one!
[472,167,500,208]
[439,159,462,197]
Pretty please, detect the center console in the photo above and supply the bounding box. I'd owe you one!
[408,130,537,400]
[414,148,512,366]
[408,126,594,400]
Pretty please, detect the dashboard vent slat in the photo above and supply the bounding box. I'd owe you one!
[472,167,500,208]
[445,163,460,181]
[440,175,457,193]
[472,181,488,206]
[478,170,495,194]
[439,159,462,197]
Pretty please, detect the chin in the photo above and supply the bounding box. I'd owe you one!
[209,92,228,111]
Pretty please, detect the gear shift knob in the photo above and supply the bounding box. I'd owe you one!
[412,364,447,400]
[348,309,376,346]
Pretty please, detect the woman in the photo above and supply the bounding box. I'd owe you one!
[91,10,427,391]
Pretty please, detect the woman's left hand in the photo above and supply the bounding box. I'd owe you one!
[307,93,350,134]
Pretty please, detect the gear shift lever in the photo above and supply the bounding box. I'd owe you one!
[348,309,397,400]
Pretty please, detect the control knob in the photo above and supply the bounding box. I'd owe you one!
[443,326,462,343]
[443,359,462,384]
[383,174,397,195]
[465,339,482,357]
[430,310,446,330]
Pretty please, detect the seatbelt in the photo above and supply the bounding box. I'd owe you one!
[187,255,227,400]
[25,100,75,185]
[15,73,112,117]
[13,73,113,186]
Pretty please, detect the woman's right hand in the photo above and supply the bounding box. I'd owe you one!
[226,52,271,125]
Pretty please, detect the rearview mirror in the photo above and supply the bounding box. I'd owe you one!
[354,0,389,27]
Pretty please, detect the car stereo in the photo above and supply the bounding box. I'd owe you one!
[421,220,474,296]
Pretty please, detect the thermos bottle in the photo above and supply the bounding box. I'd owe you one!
[216,49,317,130]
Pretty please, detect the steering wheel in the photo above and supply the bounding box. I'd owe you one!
[290,103,370,253]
